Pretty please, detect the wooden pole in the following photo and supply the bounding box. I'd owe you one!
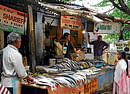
[35,12,44,65]
[28,5,36,73]
[0,31,4,50]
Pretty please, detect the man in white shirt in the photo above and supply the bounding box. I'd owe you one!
[1,32,33,94]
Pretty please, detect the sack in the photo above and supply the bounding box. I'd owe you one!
[0,50,3,81]
[54,40,63,55]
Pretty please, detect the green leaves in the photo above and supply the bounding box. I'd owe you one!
[103,34,119,43]
[110,8,130,19]
[123,31,130,40]
[95,0,110,7]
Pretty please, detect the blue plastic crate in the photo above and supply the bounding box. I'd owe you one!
[98,74,105,90]
[92,91,98,94]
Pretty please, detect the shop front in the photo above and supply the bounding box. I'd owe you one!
[0,4,29,65]
[1,1,129,94]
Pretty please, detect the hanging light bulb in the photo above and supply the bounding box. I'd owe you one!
[82,30,86,34]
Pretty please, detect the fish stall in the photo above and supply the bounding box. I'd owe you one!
[20,57,114,94]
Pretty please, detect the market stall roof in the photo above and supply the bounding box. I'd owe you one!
[38,2,101,23]
[38,1,130,24]
[1,0,129,24]
[2,0,129,24]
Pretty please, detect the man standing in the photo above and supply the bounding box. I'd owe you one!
[62,33,76,59]
[89,35,109,60]
[1,32,33,94]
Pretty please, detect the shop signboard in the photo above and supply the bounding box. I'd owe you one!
[61,16,82,30]
[94,22,121,34]
[0,5,27,34]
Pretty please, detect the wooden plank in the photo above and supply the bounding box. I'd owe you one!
[0,31,4,50]
[28,5,36,73]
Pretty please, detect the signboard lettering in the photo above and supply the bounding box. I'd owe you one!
[0,5,27,34]
[94,22,121,34]
[61,16,82,30]
[99,25,112,30]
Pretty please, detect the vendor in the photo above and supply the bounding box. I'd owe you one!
[89,35,109,60]
[44,30,52,52]
[62,33,76,59]
[1,32,34,94]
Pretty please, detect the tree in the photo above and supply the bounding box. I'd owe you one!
[96,0,130,41]
[103,34,119,43]
[109,0,130,15]
[95,0,130,15]
[63,0,130,15]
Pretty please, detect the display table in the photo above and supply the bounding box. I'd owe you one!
[20,80,85,94]
[20,82,48,94]
[20,78,98,94]
[48,83,84,94]
[20,67,114,94]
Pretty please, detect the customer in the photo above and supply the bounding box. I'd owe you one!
[62,33,76,59]
[113,51,128,94]
[127,53,130,93]
[1,32,34,94]
[89,35,109,60]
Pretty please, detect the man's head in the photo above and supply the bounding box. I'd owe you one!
[7,32,21,48]
[97,35,102,42]
[64,33,70,41]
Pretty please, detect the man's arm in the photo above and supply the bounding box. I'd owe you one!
[103,45,109,51]
[69,41,76,53]
[88,33,95,45]
[13,53,34,83]
[72,46,77,53]
[13,53,27,78]
[103,42,109,51]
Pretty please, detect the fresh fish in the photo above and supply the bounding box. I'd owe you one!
[34,76,56,90]
[57,75,78,87]
[54,77,72,87]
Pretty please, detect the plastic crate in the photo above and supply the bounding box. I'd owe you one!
[98,74,105,90]
[92,91,98,94]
